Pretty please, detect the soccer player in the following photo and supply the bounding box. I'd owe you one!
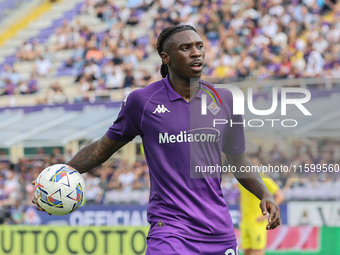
[239,156,285,255]
[33,25,281,254]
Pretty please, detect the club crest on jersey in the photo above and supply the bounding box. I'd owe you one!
[207,101,221,116]
[153,104,170,114]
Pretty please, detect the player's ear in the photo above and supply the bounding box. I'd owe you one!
[160,52,170,65]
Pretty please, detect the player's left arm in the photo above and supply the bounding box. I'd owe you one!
[226,152,281,230]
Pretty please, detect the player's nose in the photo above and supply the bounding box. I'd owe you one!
[190,46,201,58]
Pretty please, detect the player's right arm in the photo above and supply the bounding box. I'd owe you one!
[226,153,281,230]
[33,89,144,212]
[68,90,143,173]
[67,88,144,174]
[66,134,128,174]
[32,135,127,212]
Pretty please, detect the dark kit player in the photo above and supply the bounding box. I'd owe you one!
[33,25,281,254]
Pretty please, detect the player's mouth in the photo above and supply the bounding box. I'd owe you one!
[189,60,203,72]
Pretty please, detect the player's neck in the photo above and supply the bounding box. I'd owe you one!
[168,74,199,103]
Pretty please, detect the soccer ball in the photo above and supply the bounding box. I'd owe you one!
[34,164,85,216]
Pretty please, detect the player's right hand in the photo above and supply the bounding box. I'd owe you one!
[31,181,52,215]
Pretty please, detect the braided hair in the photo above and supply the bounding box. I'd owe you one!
[156,25,197,78]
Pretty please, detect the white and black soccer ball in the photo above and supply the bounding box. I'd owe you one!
[34,164,85,216]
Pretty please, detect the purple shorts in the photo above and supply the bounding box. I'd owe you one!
[146,233,239,255]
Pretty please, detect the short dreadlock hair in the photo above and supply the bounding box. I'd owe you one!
[156,25,197,78]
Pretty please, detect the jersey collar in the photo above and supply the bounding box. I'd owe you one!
[162,74,184,101]
[162,74,204,101]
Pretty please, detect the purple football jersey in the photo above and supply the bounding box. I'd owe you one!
[107,74,245,242]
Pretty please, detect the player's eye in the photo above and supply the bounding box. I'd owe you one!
[198,45,203,49]
[182,47,188,51]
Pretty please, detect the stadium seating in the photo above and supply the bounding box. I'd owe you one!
[0,0,29,23]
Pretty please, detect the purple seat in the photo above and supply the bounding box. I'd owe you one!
[4,55,16,64]
[40,27,56,32]
[57,68,73,76]
[74,2,83,10]
[97,32,107,41]
[0,0,30,21]
[100,58,110,68]
[209,39,220,47]
[135,9,144,17]
[36,34,51,39]
[3,59,15,65]
[39,29,55,35]
[39,38,50,43]
[52,20,64,26]
[137,35,149,46]
[64,11,78,16]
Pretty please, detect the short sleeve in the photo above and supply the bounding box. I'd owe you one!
[222,113,246,155]
[222,90,246,155]
[106,90,143,141]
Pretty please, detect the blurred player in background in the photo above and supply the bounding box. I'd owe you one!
[240,156,285,255]
[33,25,281,254]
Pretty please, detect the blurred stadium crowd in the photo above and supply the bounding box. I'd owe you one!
[0,147,150,224]
[1,138,340,223]
[222,139,340,206]
[1,0,340,97]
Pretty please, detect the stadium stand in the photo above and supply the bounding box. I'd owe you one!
[1,0,340,106]
[0,0,27,23]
